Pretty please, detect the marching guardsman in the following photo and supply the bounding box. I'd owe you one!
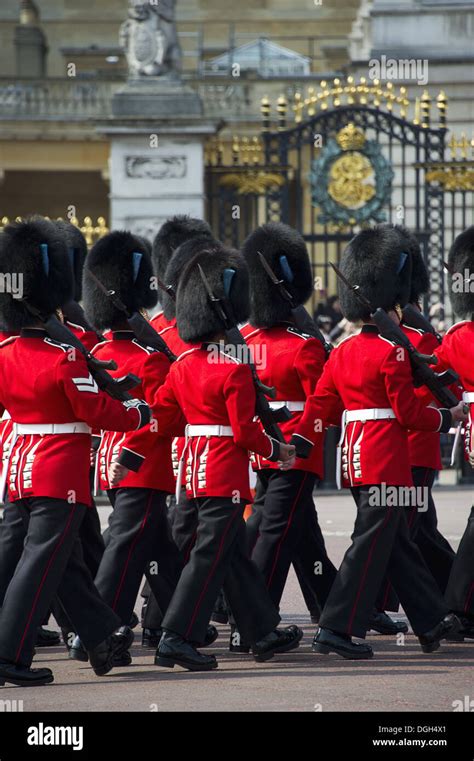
[67,231,185,663]
[140,233,221,641]
[376,224,456,615]
[150,215,214,333]
[0,219,107,650]
[291,226,464,659]
[428,226,474,640]
[0,218,151,686]
[240,222,337,612]
[113,245,302,671]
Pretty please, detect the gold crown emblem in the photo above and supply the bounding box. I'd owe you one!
[336,123,366,151]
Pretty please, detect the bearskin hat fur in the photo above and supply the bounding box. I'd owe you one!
[339,227,413,322]
[378,223,428,304]
[83,230,157,330]
[54,220,88,302]
[0,217,74,330]
[163,235,220,320]
[241,222,313,327]
[176,246,250,344]
[151,215,214,282]
[448,226,474,317]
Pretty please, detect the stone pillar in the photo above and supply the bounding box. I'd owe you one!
[99,79,219,239]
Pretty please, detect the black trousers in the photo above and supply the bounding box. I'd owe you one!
[445,505,474,617]
[377,467,456,612]
[247,469,337,609]
[0,498,120,667]
[93,488,183,625]
[163,496,280,645]
[320,485,448,638]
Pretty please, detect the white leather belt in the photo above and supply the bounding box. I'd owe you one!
[175,424,234,501]
[186,425,233,437]
[13,422,91,435]
[462,392,474,403]
[336,408,395,490]
[269,401,305,412]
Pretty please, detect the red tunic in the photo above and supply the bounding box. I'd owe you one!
[150,311,171,333]
[92,332,174,493]
[0,329,143,506]
[241,323,327,477]
[121,345,277,502]
[401,324,443,471]
[431,321,474,451]
[294,325,449,487]
[65,320,100,353]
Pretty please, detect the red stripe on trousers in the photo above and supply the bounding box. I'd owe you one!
[346,505,393,635]
[266,473,309,590]
[184,506,240,639]
[112,491,153,610]
[16,503,77,663]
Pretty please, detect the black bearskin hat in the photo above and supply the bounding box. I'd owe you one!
[135,235,152,256]
[0,217,74,330]
[381,224,428,304]
[448,226,474,317]
[241,222,313,327]
[339,227,412,322]
[83,230,157,330]
[54,219,88,302]
[152,215,214,282]
[176,246,250,344]
[163,235,220,320]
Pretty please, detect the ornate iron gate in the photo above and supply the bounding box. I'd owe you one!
[206,76,453,311]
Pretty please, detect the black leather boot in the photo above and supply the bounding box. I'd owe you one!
[35,626,61,647]
[312,627,374,659]
[0,660,54,687]
[155,631,218,671]
[88,626,134,676]
[369,610,408,635]
[142,628,162,648]
[418,613,461,653]
[446,615,474,642]
[252,625,303,662]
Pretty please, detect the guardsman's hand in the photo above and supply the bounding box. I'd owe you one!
[450,401,469,425]
[108,461,129,488]
[278,443,296,471]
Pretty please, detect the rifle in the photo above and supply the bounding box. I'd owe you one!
[257,252,333,356]
[330,263,460,409]
[402,303,442,343]
[198,264,291,443]
[85,268,177,364]
[22,302,140,402]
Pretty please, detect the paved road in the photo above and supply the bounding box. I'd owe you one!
[3,486,473,712]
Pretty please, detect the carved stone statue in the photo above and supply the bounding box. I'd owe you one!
[120,0,182,79]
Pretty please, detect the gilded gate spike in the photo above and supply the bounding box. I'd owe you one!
[420,90,431,128]
[320,80,329,110]
[436,90,448,128]
[307,86,316,116]
[277,94,288,130]
[261,95,271,132]
[293,91,304,123]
